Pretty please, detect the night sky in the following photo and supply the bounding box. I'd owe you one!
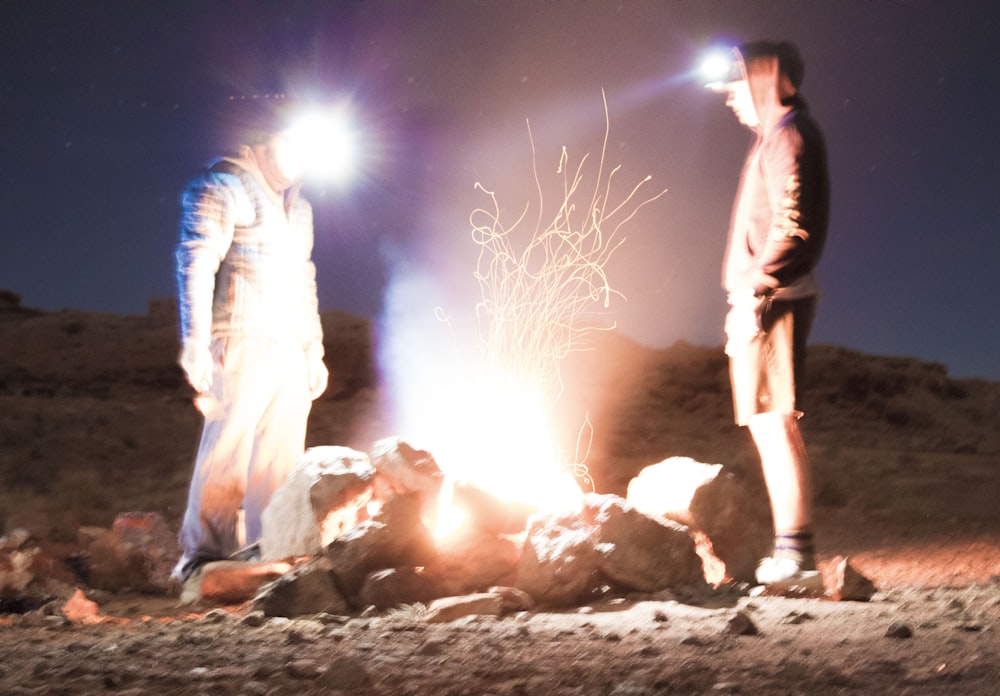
[2,1,997,380]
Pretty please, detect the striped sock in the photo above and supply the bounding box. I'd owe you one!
[773,528,816,569]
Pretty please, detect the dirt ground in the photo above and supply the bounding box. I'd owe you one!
[2,546,999,695]
[2,302,999,694]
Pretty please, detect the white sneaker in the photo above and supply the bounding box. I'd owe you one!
[755,556,823,593]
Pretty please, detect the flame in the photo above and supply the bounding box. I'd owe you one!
[407,374,584,538]
[433,480,467,538]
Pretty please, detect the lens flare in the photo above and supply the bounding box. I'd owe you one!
[700,51,732,86]
[287,107,356,183]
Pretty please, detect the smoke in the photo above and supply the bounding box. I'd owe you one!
[375,238,472,448]
[374,94,667,501]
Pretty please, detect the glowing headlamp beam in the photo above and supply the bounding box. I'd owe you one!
[287,107,356,183]
[699,48,742,92]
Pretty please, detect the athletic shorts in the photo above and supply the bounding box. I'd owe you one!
[728,296,815,426]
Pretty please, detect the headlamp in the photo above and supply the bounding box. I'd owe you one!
[286,106,356,184]
[699,47,745,92]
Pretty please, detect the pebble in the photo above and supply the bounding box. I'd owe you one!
[727,611,758,636]
[285,658,322,679]
[318,655,371,690]
[885,622,913,639]
[241,610,266,627]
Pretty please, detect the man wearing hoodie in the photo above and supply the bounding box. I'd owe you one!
[712,42,829,589]
[171,97,329,583]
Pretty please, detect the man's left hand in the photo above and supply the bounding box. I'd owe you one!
[307,353,329,400]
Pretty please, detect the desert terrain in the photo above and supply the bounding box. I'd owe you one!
[2,288,999,695]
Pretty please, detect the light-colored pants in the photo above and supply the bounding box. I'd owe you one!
[727,297,815,426]
[177,336,311,561]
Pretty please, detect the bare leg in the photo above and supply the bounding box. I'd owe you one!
[748,411,814,536]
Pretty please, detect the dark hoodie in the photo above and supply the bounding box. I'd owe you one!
[722,47,830,299]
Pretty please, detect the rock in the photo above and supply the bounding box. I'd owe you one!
[780,610,815,625]
[60,588,99,623]
[414,638,447,655]
[260,446,375,560]
[317,655,371,690]
[194,559,298,605]
[627,458,770,585]
[78,512,180,593]
[0,543,78,612]
[686,470,771,584]
[324,495,438,602]
[584,494,705,593]
[626,458,721,523]
[79,530,133,592]
[0,548,40,595]
[198,608,230,624]
[726,611,759,636]
[369,437,444,505]
[826,555,877,601]
[425,526,522,595]
[251,557,348,617]
[424,592,505,623]
[885,622,913,639]
[488,585,535,613]
[241,610,267,627]
[515,512,602,608]
[284,659,323,679]
[359,567,445,610]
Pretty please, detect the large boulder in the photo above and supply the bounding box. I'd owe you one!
[627,457,770,584]
[78,512,180,593]
[369,437,444,518]
[369,437,443,494]
[515,512,603,608]
[686,469,771,584]
[251,556,348,617]
[359,567,445,610]
[424,526,522,596]
[583,494,705,593]
[324,495,438,603]
[260,446,375,560]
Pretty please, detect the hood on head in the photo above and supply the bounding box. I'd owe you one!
[737,41,805,128]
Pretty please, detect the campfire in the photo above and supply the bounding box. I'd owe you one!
[236,438,769,616]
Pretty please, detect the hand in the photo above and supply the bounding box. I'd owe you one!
[178,342,213,393]
[307,351,329,400]
[724,290,766,357]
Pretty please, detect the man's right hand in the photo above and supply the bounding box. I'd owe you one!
[179,342,213,393]
[724,289,766,357]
